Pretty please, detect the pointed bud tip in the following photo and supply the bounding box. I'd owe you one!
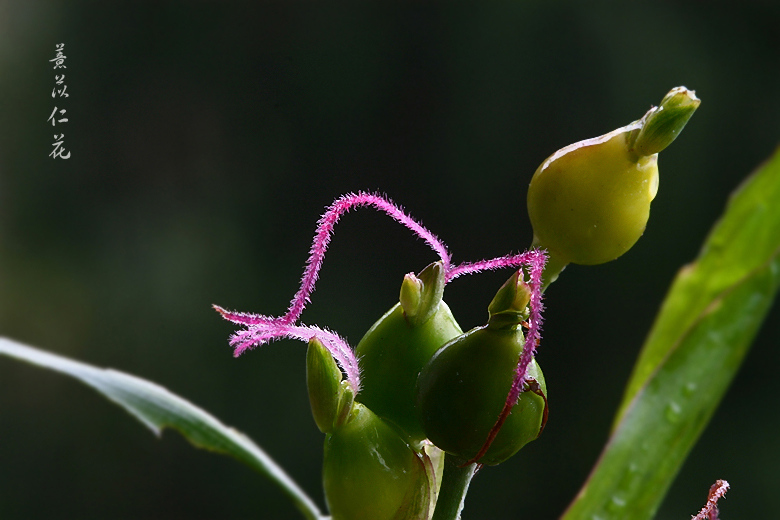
[488,271,531,327]
[400,261,446,326]
[631,86,701,157]
[661,86,700,108]
[400,273,424,319]
[334,380,356,429]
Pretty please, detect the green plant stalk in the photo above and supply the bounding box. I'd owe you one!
[0,337,326,520]
[431,457,478,520]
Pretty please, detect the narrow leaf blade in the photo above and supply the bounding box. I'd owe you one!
[0,337,325,520]
[562,146,780,520]
[618,147,780,421]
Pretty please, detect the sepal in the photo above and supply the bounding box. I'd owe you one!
[306,337,346,434]
[629,86,700,157]
[487,270,531,329]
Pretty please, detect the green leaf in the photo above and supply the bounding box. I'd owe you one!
[0,337,326,520]
[561,146,780,520]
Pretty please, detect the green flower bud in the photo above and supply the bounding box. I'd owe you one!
[527,87,700,277]
[308,338,441,519]
[356,262,463,442]
[323,402,438,520]
[416,272,547,466]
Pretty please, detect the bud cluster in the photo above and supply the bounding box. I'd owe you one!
[216,87,699,519]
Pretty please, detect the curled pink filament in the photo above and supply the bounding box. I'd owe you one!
[215,191,547,397]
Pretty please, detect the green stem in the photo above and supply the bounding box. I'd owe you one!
[530,237,568,291]
[540,252,568,291]
[431,457,478,520]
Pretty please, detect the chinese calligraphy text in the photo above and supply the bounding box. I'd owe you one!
[49,43,70,159]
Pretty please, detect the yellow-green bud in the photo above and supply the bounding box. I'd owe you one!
[527,87,700,278]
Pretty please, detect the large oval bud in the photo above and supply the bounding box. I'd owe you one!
[416,272,547,466]
[527,87,699,281]
[323,401,439,520]
[528,126,659,266]
[308,339,442,520]
[356,262,463,442]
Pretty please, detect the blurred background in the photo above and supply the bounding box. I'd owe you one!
[0,1,778,518]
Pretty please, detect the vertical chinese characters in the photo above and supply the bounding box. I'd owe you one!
[49,43,70,159]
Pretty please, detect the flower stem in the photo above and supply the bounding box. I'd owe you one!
[431,457,478,520]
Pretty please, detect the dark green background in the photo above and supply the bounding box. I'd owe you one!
[1,2,778,519]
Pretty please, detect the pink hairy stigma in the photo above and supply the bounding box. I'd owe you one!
[214,192,547,401]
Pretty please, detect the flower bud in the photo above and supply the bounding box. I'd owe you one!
[416,272,547,466]
[308,338,441,519]
[356,262,463,442]
[527,87,700,277]
[323,402,438,520]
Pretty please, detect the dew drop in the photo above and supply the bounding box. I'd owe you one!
[683,382,697,397]
[622,463,642,493]
[606,495,627,513]
[665,401,682,423]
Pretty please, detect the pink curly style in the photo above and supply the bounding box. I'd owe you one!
[215,191,547,394]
